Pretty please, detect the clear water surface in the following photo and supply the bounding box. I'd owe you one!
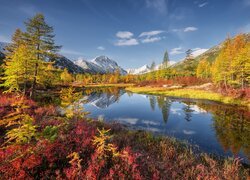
[81,87,250,163]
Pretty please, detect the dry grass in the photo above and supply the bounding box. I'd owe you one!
[126,87,250,107]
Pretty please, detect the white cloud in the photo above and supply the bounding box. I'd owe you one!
[116,31,134,39]
[115,38,139,46]
[97,46,105,50]
[170,47,184,55]
[141,37,162,43]
[184,27,198,32]
[198,2,208,8]
[0,35,11,43]
[145,0,168,14]
[139,30,165,37]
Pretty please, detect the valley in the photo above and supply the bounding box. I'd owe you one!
[0,10,249,179]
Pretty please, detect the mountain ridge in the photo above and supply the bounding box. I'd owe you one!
[0,42,127,75]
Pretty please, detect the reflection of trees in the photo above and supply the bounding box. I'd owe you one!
[157,96,171,123]
[83,87,124,108]
[196,102,250,160]
[148,95,156,111]
[182,102,194,122]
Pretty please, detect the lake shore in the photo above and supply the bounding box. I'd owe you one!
[126,86,250,108]
[1,92,249,178]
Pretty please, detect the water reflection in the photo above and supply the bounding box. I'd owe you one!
[83,87,124,109]
[82,87,250,162]
[196,102,250,161]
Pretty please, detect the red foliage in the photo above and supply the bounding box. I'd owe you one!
[216,86,250,99]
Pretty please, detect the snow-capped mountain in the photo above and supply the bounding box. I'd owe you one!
[53,55,85,74]
[127,64,151,75]
[127,61,177,75]
[83,90,124,109]
[191,48,208,58]
[75,56,127,75]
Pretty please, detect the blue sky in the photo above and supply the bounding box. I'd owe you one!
[0,0,250,69]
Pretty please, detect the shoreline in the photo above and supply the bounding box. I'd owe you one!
[126,86,250,108]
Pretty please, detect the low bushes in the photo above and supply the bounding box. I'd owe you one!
[0,93,248,179]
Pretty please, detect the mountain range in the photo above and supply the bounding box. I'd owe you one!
[0,33,249,75]
[0,42,127,75]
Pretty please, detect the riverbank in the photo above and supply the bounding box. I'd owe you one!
[126,86,250,107]
[84,83,135,88]
[0,93,248,179]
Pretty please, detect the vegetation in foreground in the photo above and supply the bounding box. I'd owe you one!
[126,87,250,107]
[0,93,249,179]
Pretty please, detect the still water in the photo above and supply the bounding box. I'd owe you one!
[82,87,250,163]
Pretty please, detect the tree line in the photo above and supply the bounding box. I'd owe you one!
[1,14,249,97]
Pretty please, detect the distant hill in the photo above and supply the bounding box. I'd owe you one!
[172,33,250,72]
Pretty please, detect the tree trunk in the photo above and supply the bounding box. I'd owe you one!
[30,62,38,98]
[30,42,40,98]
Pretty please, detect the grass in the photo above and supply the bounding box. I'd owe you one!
[126,86,250,107]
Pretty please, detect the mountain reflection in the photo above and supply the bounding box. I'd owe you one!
[83,87,125,109]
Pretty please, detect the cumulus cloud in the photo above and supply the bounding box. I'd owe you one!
[141,37,162,43]
[115,30,165,46]
[170,47,184,55]
[116,31,134,39]
[97,46,105,50]
[139,30,165,43]
[184,27,198,32]
[139,30,165,37]
[115,38,139,46]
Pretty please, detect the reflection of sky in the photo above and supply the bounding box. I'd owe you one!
[83,91,248,162]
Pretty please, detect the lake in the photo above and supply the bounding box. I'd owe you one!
[81,87,250,163]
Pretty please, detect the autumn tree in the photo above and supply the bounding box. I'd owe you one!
[212,34,248,88]
[1,29,35,94]
[196,59,211,78]
[24,13,60,97]
[60,68,73,85]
